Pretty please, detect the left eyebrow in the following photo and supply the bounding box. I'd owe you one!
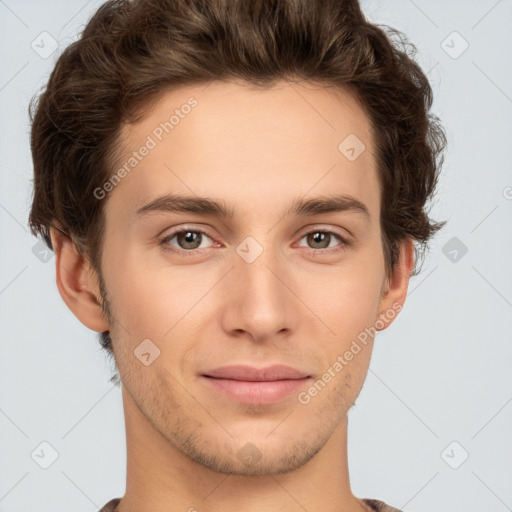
[135,193,371,222]
[284,194,371,222]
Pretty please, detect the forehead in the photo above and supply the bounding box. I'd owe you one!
[105,79,379,222]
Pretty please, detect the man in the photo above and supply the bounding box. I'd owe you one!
[28,1,446,511]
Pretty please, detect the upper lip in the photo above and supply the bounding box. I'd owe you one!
[202,365,310,381]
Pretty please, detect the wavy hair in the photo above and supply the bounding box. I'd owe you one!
[28,0,447,365]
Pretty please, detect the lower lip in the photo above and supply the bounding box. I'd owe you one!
[201,376,311,404]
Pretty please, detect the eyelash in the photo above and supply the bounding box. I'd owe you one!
[159,227,351,257]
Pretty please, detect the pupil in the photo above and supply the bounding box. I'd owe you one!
[311,232,328,248]
[180,231,201,249]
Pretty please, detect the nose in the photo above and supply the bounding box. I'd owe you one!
[219,236,297,342]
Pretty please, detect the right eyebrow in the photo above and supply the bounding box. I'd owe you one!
[135,194,236,218]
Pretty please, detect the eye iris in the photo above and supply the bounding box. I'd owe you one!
[178,231,202,249]
[308,232,330,249]
[171,231,336,251]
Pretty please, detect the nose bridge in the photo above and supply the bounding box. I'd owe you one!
[224,232,294,337]
[236,232,286,299]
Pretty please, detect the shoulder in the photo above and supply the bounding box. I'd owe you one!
[363,498,405,512]
[99,498,121,512]
[99,497,402,512]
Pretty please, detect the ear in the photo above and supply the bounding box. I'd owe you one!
[376,237,415,331]
[49,226,110,333]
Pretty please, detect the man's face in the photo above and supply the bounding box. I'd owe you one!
[98,79,392,475]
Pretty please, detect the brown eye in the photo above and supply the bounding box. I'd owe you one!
[176,231,203,250]
[297,230,348,253]
[306,232,332,249]
[161,228,215,255]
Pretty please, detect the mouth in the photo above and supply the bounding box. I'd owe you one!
[200,364,312,405]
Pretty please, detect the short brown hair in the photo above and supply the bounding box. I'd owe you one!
[28,0,447,358]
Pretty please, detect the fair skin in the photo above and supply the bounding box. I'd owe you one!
[50,79,414,512]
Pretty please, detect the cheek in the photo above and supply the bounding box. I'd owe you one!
[101,249,173,340]
[310,252,384,340]
[103,249,214,356]
[102,228,385,346]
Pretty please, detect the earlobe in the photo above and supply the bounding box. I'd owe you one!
[376,237,415,331]
[50,226,110,333]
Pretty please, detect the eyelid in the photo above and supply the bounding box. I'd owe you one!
[159,223,353,255]
[293,227,351,253]
[295,223,352,241]
[161,223,352,240]
[160,225,218,250]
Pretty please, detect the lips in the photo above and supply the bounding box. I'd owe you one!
[202,364,310,381]
[200,365,312,404]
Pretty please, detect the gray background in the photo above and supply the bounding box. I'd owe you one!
[1,0,511,510]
